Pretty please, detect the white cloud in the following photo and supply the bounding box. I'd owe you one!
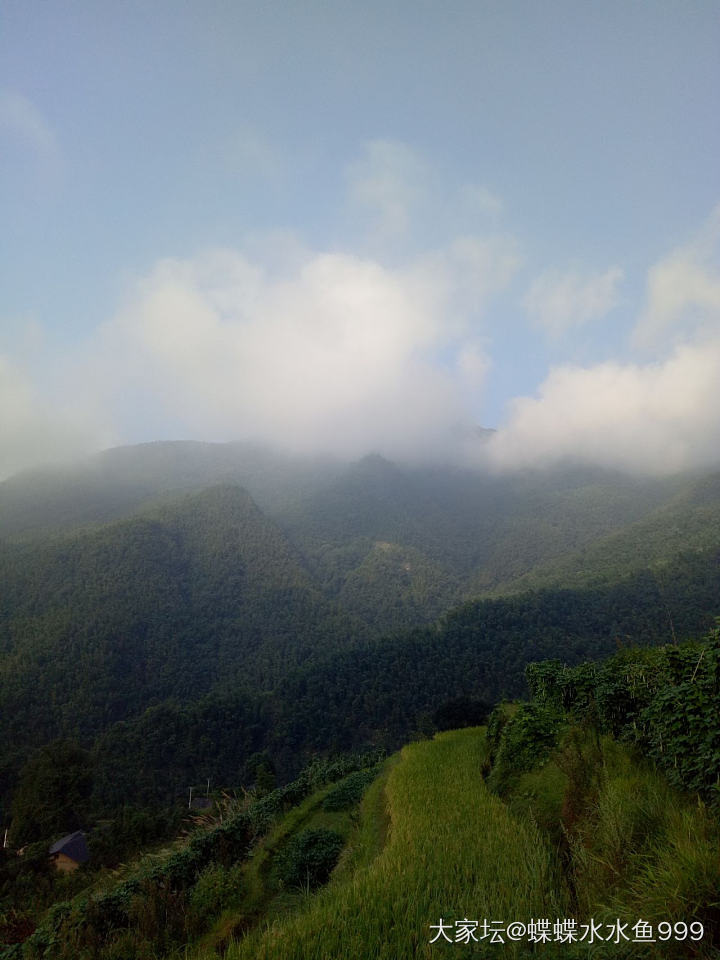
[7,138,716,481]
[484,208,720,475]
[345,140,428,239]
[634,205,720,348]
[0,355,111,479]
[486,337,720,474]
[86,240,513,461]
[524,266,623,336]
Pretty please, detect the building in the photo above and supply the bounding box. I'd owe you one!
[48,831,90,872]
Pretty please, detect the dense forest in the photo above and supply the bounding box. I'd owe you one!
[1,441,720,955]
[89,544,720,808]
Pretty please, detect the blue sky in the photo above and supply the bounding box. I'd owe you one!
[1,0,719,477]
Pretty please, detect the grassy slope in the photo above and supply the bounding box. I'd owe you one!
[192,778,366,955]
[223,729,568,960]
[217,727,720,960]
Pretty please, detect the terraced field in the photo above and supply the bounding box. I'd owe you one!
[222,729,568,959]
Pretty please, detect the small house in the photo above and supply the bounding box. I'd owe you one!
[48,831,90,872]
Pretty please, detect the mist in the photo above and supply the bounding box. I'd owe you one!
[2,206,719,483]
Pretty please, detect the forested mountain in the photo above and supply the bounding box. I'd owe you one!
[0,442,344,541]
[1,441,720,828]
[91,545,720,808]
[0,485,359,756]
[482,470,720,596]
[276,453,686,590]
[2,442,714,622]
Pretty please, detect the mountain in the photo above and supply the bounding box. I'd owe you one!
[1,442,709,615]
[482,469,720,595]
[2,441,720,820]
[276,452,692,608]
[0,485,360,755]
[90,545,720,807]
[0,441,344,542]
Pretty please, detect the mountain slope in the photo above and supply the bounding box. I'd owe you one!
[0,441,343,541]
[485,471,720,596]
[277,455,692,608]
[0,485,360,753]
[229,728,567,960]
[1,442,713,628]
[90,546,720,807]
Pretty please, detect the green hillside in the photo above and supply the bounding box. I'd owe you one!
[2,442,708,628]
[277,454,688,604]
[0,484,360,757]
[214,627,720,959]
[2,444,720,941]
[227,728,568,960]
[3,630,719,958]
[336,539,457,633]
[88,545,720,809]
[486,470,720,596]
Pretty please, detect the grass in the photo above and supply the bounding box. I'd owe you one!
[187,776,364,956]
[496,730,720,958]
[566,738,720,957]
[220,728,569,959]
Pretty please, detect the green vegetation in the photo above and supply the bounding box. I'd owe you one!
[9,742,92,847]
[0,751,380,959]
[227,728,568,960]
[322,767,380,811]
[4,630,720,957]
[274,828,344,891]
[3,443,720,956]
[222,633,720,958]
[82,545,720,811]
[483,626,720,957]
[2,446,720,819]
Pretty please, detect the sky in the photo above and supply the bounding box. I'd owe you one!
[1,0,719,478]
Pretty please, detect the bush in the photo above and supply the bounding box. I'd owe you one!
[322,768,379,811]
[275,829,344,891]
[188,862,243,933]
[487,703,564,796]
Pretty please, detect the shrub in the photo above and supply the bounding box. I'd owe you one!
[275,829,344,891]
[187,862,243,933]
[322,768,379,811]
[487,703,564,796]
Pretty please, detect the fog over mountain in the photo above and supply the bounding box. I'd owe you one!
[3,205,720,481]
[2,3,718,480]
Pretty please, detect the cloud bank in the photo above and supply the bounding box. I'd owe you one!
[1,128,719,482]
[0,355,112,478]
[634,206,720,348]
[84,242,507,463]
[485,339,720,474]
[488,206,720,474]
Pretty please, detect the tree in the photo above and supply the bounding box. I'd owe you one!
[10,740,93,846]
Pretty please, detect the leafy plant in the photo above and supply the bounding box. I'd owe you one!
[274,829,344,890]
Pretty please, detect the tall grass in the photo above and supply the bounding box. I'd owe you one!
[222,729,569,960]
[568,738,720,957]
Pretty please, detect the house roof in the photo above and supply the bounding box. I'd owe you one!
[48,831,90,864]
